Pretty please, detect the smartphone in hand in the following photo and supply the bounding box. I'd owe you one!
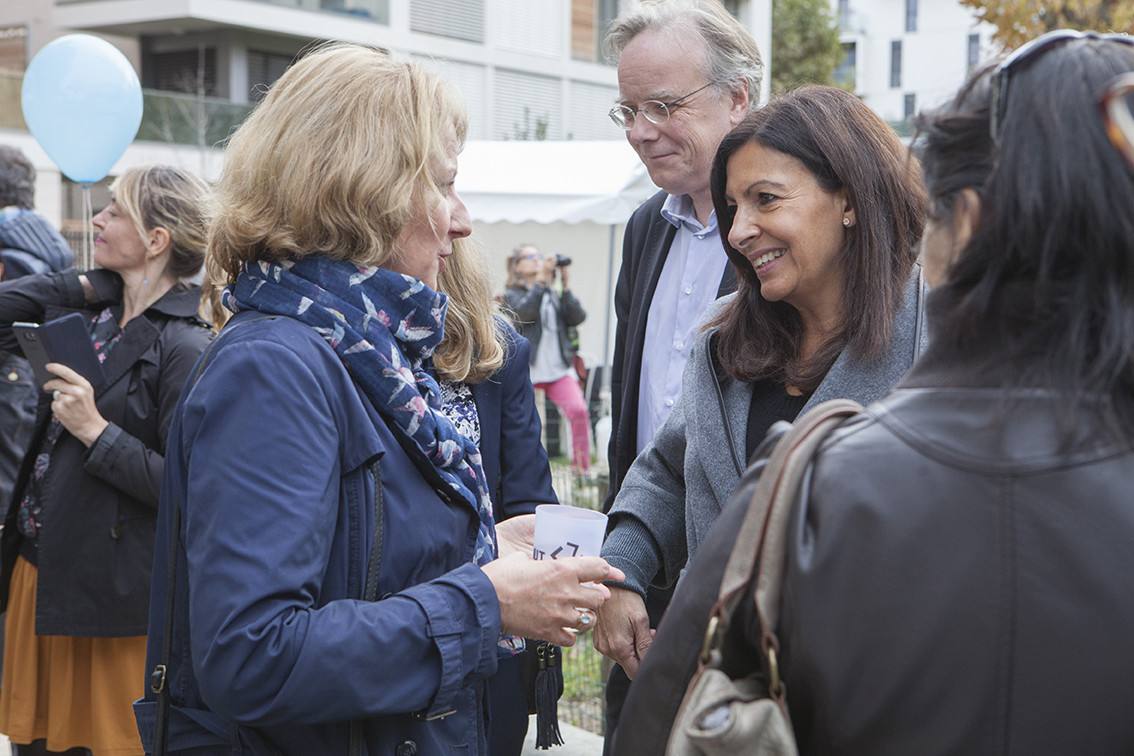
[13,313,107,390]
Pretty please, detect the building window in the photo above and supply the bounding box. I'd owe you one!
[147,47,217,96]
[410,0,485,43]
[0,24,28,72]
[968,33,981,68]
[905,0,917,32]
[318,0,388,23]
[904,93,916,121]
[890,40,902,89]
[248,51,294,101]
[837,0,851,28]
[597,0,621,57]
[494,68,561,140]
[833,42,856,89]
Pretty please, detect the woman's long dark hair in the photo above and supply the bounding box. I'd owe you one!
[914,37,1134,435]
[707,86,926,390]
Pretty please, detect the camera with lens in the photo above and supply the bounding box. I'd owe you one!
[555,254,573,268]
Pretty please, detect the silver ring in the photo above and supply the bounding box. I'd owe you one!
[52,390,60,401]
[577,609,593,628]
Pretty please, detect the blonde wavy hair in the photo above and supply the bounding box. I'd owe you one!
[206,43,469,286]
[434,237,506,384]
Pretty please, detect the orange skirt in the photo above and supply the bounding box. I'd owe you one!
[0,556,146,756]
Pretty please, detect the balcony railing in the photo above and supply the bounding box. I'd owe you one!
[137,90,254,148]
[54,0,389,23]
[0,69,254,148]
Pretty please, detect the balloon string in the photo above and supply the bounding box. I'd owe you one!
[82,184,93,272]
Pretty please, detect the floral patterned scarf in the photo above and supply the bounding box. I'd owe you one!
[224,258,498,567]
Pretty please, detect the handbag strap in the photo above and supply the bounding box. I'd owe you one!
[701,399,862,688]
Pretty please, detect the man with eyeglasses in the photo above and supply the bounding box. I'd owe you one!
[593,0,762,750]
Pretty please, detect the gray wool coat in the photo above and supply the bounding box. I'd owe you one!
[601,269,928,597]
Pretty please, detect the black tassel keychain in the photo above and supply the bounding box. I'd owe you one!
[533,641,564,749]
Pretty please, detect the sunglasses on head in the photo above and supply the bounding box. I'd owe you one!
[989,29,1134,144]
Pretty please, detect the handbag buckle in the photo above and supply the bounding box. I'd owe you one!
[150,664,167,694]
[765,642,785,700]
[699,615,721,665]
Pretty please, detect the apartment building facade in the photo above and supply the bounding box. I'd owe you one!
[832,0,996,127]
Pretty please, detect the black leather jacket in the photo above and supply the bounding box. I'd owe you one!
[618,362,1134,755]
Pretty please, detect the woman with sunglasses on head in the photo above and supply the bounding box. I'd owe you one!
[0,164,213,756]
[617,30,1134,754]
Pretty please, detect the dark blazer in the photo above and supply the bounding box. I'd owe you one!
[465,320,558,756]
[467,320,558,522]
[603,190,736,512]
[0,268,212,637]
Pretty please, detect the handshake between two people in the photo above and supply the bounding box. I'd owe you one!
[483,513,625,648]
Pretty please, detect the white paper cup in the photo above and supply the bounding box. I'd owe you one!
[532,504,608,560]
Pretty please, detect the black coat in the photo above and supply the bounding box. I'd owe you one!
[0,268,212,637]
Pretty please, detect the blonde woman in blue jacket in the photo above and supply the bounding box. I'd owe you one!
[135,44,621,755]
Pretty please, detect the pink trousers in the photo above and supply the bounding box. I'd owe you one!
[535,374,591,473]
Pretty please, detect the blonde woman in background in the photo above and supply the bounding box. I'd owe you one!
[436,239,559,755]
[0,164,213,756]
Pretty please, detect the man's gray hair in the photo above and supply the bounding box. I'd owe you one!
[604,0,763,107]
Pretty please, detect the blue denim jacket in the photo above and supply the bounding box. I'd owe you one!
[136,312,502,754]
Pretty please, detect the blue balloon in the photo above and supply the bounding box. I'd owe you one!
[21,34,143,185]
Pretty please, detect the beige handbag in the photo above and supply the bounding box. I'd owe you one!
[666,399,863,756]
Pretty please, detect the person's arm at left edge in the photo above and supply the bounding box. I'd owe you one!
[0,268,118,353]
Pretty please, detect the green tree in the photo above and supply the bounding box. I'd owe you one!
[771,0,844,93]
[959,0,1134,51]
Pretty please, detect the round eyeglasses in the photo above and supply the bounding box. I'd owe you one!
[1100,72,1134,171]
[608,82,718,130]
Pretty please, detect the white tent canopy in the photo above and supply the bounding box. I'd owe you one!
[459,140,658,225]
[459,140,657,406]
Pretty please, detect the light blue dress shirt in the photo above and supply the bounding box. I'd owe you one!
[635,193,730,456]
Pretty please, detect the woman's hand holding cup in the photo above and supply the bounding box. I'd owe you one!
[485,505,621,646]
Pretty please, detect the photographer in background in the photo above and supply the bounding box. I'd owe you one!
[503,243,591,474]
